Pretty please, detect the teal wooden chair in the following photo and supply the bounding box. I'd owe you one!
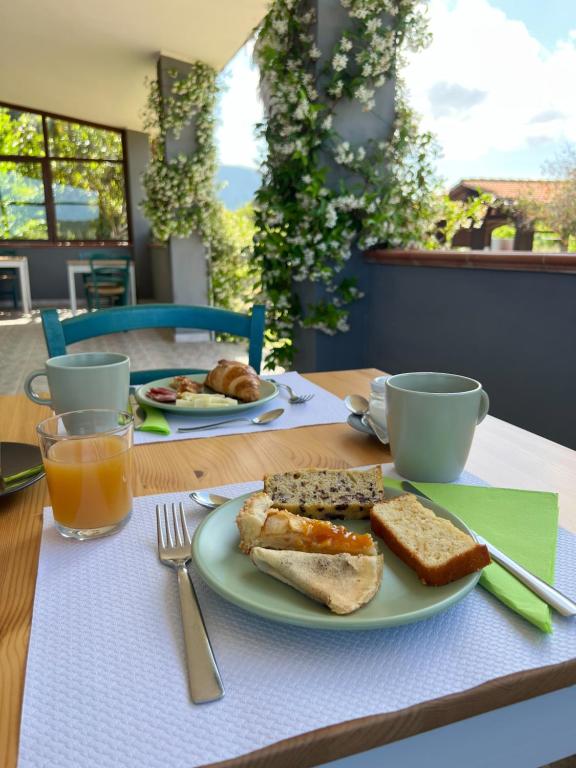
[40,303,266,384]
[84,254,131,310]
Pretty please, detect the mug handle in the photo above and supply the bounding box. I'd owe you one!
[24,370,52,407]
[477,390,489,424]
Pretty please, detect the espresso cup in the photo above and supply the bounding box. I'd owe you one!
[385,372,489,482]
[24,353,130,414]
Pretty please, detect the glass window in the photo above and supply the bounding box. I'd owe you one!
[46,118,122,160]
[51,161,128,240]
[0,107,45,157]
[0,161,48,239]
[0,103,129,243]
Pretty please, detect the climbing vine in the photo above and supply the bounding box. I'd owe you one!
[253,0,483,369]
[141,64,253,311]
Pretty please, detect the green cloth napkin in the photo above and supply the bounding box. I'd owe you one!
[135,404,171,435]
[383,478,559,633]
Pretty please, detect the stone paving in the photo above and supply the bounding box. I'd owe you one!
[0,308,248,395]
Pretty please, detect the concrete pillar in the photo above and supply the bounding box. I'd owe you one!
[157,55,210,311]
[292,0,395,372]
[124,129,152,298]
[513,225,534,252]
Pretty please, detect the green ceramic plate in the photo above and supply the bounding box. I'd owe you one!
[135,374,278,416]
[192,489,482,630]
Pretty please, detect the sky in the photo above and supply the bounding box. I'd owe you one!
[215,0,576,188]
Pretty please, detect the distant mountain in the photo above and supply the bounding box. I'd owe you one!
[217,165,261,210]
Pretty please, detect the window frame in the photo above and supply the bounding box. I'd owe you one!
[0,101,132,246]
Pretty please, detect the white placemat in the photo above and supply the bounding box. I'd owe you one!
[19,468,576,768]
[133,372,349,445]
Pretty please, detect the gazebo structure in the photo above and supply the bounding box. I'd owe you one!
[449,178,560,251]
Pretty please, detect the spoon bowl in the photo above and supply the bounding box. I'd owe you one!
[190,491,231,509]
[344,394,369,417]
[252,408,285,425]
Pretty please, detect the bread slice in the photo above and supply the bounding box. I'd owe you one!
[237,492,377,556]
[263,466,385,520]
[250,547,384,614]
[370,494,490,586]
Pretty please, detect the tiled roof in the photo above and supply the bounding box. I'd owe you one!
[452,178,560,203]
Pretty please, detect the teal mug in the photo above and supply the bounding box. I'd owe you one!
[24,353,130,414]
[385,372,489,482]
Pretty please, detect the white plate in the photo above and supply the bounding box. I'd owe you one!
[135,374,279,416]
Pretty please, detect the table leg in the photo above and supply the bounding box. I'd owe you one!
[19,263,32,315]
[129,265,137,305]
[68,266,78,314]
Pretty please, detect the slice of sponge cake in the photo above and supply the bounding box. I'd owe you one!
[263,466,384,519]
[250,548,384,614]
[370,493,490,586]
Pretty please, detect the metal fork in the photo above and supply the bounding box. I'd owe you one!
[156,502,224,703]
[270,379,314,404]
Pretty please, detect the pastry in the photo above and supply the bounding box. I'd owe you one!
[250,547,384,615]
[236,492,377,556]
[206,360,260,402]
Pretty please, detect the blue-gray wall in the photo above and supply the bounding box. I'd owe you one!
[297,261,576,449]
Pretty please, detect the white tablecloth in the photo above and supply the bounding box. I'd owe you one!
[18,467,576,768]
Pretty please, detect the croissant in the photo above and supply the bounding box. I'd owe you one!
[205,360,261,402]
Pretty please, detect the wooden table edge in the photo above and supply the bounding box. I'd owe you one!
[201,657,576,768]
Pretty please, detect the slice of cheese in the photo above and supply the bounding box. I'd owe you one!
[250,547,384,614]
[236,492,377,555]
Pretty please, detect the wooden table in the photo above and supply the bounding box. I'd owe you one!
[1,369,575,768]
[0,256,32,315]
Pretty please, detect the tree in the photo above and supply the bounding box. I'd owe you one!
[542,144,576,251]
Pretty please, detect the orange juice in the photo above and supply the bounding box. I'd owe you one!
[44,435,132,530]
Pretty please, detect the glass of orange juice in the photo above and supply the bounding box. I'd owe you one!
[37,409,133,540]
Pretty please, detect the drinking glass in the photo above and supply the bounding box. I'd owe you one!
[37,409,133,540]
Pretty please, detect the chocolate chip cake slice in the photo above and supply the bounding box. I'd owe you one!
[263,466,385,520]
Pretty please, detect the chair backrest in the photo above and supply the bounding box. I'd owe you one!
[41,303,267,377]
[89,256,130,288]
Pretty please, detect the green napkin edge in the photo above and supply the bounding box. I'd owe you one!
[383,478,557,633]
[136,404,171,435]
[2,464,44,484]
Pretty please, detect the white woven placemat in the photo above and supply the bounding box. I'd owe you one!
[133,372,349,445]
[19,467,576,768]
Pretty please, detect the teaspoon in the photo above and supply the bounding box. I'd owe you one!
[189,491,231,509]
[177,407,284,432]
[344,394,369,417]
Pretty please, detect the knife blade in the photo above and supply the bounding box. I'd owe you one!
[128,394,146,429]
[400,480,576,617]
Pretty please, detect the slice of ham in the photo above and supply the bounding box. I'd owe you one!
[147,387,177,403]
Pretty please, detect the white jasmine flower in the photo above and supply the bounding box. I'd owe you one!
[332,53,348,71]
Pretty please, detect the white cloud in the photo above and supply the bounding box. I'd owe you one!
[405,0,576,172]
[216,42,264,169]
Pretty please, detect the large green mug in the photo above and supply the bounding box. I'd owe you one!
[24,353,130,414]
[385,372,489,482]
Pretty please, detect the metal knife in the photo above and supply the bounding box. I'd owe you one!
[400,480,576,617]
[128,394,146,429]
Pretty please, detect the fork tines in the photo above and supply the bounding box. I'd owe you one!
[157,502,191,551]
